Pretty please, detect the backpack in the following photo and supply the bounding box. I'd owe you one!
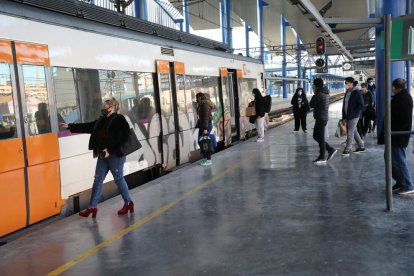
[264,95,272,113]
[199,135,213,154]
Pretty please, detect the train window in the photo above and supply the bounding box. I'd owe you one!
[202,76,219,107]
[176,75,186,113]
[129,73,156,125]
[52,67,79,133]
[0,63,17,140]
[21,65,51,136]
[98,70,135,115]
[159,73,172,116]
[74,69,102,123]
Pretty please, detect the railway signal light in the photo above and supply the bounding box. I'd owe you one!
[316,37,325,55]
[315,58,325,68]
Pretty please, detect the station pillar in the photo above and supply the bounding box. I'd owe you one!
[297,35,302,90]
[134,0,147,20]
[375,0,406,137]
[281,16,288,98]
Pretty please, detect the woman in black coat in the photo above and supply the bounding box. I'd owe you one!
[291,87,310,133]
[60,98,134,218]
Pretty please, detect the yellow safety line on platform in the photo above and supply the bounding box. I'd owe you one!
[47,147,266,275]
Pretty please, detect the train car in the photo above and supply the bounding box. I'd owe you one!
[0,1,264,237]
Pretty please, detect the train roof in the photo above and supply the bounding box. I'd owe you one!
[1,0,261,65]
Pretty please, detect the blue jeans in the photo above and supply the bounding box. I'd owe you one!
[90,155,132,207]
[391,146,414,189]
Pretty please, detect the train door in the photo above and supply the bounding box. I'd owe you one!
[0,40,61,237]
[219,68,232,146]
[227,69,241,142]
[156,60,178,170]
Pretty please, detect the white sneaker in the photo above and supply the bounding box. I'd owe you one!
[257,138,264,142]
[292,130,299,133]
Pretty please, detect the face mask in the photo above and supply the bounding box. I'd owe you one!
[298,92,302,95]
[345,84,350,90]
[101,107,110,116]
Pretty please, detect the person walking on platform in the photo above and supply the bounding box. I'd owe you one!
[387,78,414,195]
[309,78,337,165]
[342,77,365,157]
[367,77,377,132]
[253,88,265,142]
[196,92,213,165]
[60,98,134,218]
[360,83,374,136]
[291,87,309,133]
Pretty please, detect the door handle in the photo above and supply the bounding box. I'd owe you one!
[19,148,23,154]
[23,116,29,123]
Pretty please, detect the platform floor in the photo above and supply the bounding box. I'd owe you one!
[2,102,414,276]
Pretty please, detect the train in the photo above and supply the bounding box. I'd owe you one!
[0,1,265,237]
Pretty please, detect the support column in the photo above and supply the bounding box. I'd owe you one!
[245,23,252,57]
[281,16,287,98]
[134,0,147,20]
[183,0,190,32]
[406,0,412,90]
[221,2,226,44]
[258,0,269,63]
[297,35,302,89]
[375,0,406,137]
[225,0,232,50]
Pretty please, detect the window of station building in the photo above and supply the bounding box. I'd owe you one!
[0,63,17,140]
[21,65,51,136]
[52,67,80,134]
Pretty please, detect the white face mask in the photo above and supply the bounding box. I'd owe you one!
[298,92,302,95]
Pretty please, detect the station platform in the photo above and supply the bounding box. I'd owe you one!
[2,102,414,275]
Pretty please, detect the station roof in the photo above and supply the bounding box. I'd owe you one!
[173,0,376,64]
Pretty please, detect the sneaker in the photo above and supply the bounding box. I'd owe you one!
[257,138,264,142]
[201,160,212,166]
[200,160,207,166]
[342,150,350,157]
[392,183,403,193]
[303,130,308,133]
[396,187,414,195]
[312,158,327,165]
[327,149,338,161]
[354,147,366,154]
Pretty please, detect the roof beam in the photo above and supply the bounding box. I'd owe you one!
[323,17,382,25]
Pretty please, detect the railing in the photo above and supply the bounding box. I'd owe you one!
[80,0,183,30]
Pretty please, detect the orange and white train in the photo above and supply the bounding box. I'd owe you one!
[0,1,264,237]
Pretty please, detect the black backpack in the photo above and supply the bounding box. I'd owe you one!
[264,95,272,113]
[199,135,212,154]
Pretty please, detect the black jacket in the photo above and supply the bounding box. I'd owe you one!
[197,100,212,130]
[254,91,265,117]
[362,91,374,111]
[309,86,329,121]
[291,93,310,113]
[342,88,364,120]
[68,113,130,157]
[391,89,413,147]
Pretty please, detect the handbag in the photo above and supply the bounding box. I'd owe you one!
[199,135,212,154]
[338,120,347,136]
[120,128,142,156]
[107,115,142,156]
[246,101,256,117]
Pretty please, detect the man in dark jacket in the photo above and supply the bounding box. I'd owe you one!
[309,78,337,164]
[253,88,265,142]
[389,78,414,195]
[342,77,365,156]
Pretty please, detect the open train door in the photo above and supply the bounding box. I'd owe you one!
[219,68,232,146]
[0,40,62,237]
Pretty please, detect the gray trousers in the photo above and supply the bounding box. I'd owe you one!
[345,117,364,151]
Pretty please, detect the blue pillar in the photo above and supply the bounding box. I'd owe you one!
[245,24,252,57]
[376,0,406,136]
[221,2,226,44]
[258,0,269,63]
[407,0,412,91]
[183,0,190,32]
[281,16,287,98]
[297,35,302,89]
[309,69,313,94]
[134,0,147,20]
[225,0,232,50]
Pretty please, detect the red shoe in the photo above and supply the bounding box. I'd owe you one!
[118,201,134,215]
[79,208,98,218]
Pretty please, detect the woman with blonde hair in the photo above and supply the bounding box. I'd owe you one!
[60,98,134,217]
